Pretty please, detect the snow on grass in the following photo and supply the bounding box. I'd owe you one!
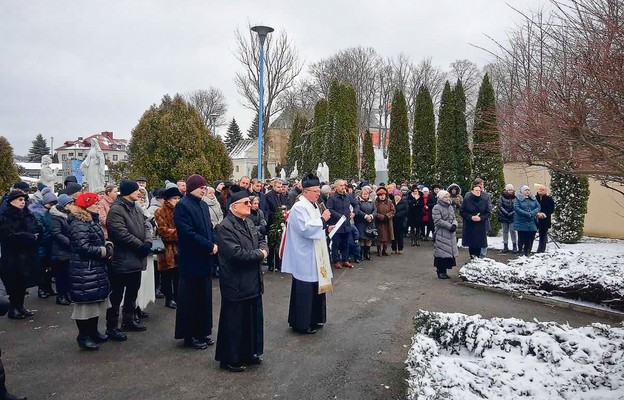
[406,311,624,400]
[459,237,624,310]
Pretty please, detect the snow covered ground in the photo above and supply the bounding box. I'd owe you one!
[406,311,624,400]
[459,236,624,310]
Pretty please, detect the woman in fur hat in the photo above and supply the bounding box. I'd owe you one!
[374,187,395,256]
[154,187,182,309]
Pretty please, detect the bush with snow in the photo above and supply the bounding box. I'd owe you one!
[406,310,624,400]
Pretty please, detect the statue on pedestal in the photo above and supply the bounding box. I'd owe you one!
[280,168,286,181]
[80,139,106,192]
[290,161,299,180]
[40,155,59,189]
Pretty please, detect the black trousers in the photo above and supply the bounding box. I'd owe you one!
[106,271,142,329]
[50,259,70,297]
[267,245,281,271]
[391,223,405,251]
[468,247,482,258]
[161,268,179,302]
[0,352,8,397]
[537,227,549,253]
[517,231,537,256]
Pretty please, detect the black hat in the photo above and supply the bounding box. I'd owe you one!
[64,175,78,186]
[13,181,30,192]
[162,187,182,199]
[302,174,320,188]
[119,179,139,196]
[213,180,223,189]
[135,177,148,183]
[65,182,82,196]
[228,185,249,204]
[8,190,28,203]
[153,188,164,199]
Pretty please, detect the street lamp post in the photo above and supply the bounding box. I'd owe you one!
[251,25,274,180]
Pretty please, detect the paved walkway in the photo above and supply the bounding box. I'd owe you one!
[0,242,615,400]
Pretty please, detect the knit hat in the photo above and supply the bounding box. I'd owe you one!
[13,181,30,192]
[40,187,58,205]
[65,182,82,196]
[7,191,28,203]
[519,184,530,193]
[186,174,207,194]
[75,192,99,209]
[164,180,177,190]
[153,188,164,199]
[37,182,47,192]
[228,185,249,204]
[437,190,450,200]
[57,194,74,208]
[391,188,401,196]
[505,183,515,191]
[422,187,430,193]
[119,179,139,196]
[213,180,223,190]
[162,187,182,199]
[376,187,388,195]
[64,175,78,186]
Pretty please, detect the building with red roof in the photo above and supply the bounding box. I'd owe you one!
[55,131,128,164]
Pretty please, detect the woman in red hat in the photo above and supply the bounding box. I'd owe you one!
[66,192,113,350]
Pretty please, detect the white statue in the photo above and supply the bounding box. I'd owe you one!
[317,163,323,180]
[80,139,106,192]
[322,162,330,183]
[39,155,59,189]
[290,161,299,179]
[280,168,286,180]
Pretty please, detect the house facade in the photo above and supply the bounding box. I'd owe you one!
[55,131,128,164]
[229,139,278,181]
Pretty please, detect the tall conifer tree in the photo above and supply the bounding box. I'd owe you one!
[412,86,437,184]
[361,129,376,183]
[312,99,329,169]
[247,114,259,139]
[436,82,456,186]
[388,90,410,183]
[285,114,307,176]
[0,136,19,191]
[453,80,472,192]
[224,118,243,152]
[28,133,50,162]
[551,169,590,243]
[326,80,358,180]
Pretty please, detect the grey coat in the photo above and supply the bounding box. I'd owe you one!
[432,199,458,259]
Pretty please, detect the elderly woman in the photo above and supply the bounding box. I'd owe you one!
[447,183,464,240]
[354,186,376,260]
[391,190,408,255]
[374,187,395,256]
[203,186,224,228]
[248,196,268,236]
[432,190,458,279]
[0,191,42,319]
[98,184,118,239]
[514,185,541,257]
[67,192,112,350]
[461,183,491,258]
[407,185,424,246]
[154,187,182,309]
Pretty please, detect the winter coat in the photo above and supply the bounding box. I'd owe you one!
[422,193,436,224]
[217,214,268,302]
[106,197,152,274]
[202,196,224,228]
[497,192,516,224]
[97,194,114,239]
[375,199,395,242]
[66,205,110,303]
[393,198,409,233]
[265,190,287,226]
[536,194,555,230]
[432,199,458,259]
[327,193,357,234]
[249,208,267,236]
[49,205,73,262]
[514,192,541,232]
[447,184,464,238]
[407,193,424,227]
[28,202,52,262]
[287,187,302,209]
[154,201,178,271]
[0,204,42,289]
[465,190,493,234]
[174,193,216,278]
[354,199,376,239]
[249,190,267,215]
[461,193,491,248]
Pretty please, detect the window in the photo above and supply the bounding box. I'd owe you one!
[62,154,67,161]
[68,153,74,157]
[104,153,109,159]
[113,155,118,161]
[78,153,83,157]
[124,154,128,160]
[236,165,239,173]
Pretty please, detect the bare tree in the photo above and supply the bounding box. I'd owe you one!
[186,88,228,131]
[449,59,483,133]
[410,57,448,110]
[234,26,303,135]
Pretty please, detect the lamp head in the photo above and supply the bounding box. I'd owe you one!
[251,25,274,44]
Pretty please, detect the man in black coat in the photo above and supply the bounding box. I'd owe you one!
[106,180,152,339]
[535,184,555,253]
[174,174,217,350]
[326,180,357,268]
[264,179,287,272]
[215,191,268,372]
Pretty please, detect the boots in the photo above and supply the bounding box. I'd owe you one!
[410,235,416,246]
[76,320,99,351]
[376,245,381,257]
[364,246,372,261]
[502,243,509,253]
[382,245,389,256]
[89,317,108,343]
[512,243,518,254]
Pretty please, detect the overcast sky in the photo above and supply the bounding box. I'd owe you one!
[0,0,545,155]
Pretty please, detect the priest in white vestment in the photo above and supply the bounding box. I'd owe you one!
[281,174,334,334]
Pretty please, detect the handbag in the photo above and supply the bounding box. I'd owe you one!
[151,237,166,254]
[365,226,378,238]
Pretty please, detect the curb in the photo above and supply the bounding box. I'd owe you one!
[456,281,624,322]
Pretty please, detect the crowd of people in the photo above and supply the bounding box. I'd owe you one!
[0,171,555,396]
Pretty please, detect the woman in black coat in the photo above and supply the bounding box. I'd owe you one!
[406,186,424,246]
[354,187,376,260]
[67,192,112,351]
[461,184,491,258]
[0,191,42,320]
[249,196,267,236]
[49,194,75,305]
[391,191,409,254]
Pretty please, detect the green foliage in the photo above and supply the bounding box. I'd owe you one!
[453,80,472,193]
[224,118,243,152]
[247,114,259,139]
[285,114,308,176]
[361,129,376,183]
[388,90,410,183]
[311,99,329,169]
[436,82,455,186]
[268,205,288,248]
[250,163,271,179]
[52,153,59,163]
[472,74,505,236]
[412,86,437,184]
[128,94,233,186]
[551,170,590,243]
[0,136,19,191]
[107,160,132,183]
[326,80,358,180]
[28,133,50,163]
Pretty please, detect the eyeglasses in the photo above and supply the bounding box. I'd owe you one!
[236,200,251,206]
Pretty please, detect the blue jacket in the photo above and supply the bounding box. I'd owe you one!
[174,193,216,278]
[327,193,356,234]
[514,193,541,232]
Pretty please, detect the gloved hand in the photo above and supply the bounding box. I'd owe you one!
[450,225,457,233]
[139,242,152,257]
[105,241,114,259]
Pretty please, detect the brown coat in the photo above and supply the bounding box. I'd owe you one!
[154,201,178,271]
[375,199,395,243]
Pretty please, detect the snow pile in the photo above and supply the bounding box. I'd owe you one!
[459,249,624,310]
[406,311,624,400]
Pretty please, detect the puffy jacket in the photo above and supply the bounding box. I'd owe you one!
[327,192,356,234]
[106,197,152,274]
[49,205,73,262]
[514,192,541,232]
[497,192,516,223]
[432,199,458,259]
[536,194,555,229]
[67,205,110,303]
[29,202,52,261]
[354,199,376,239]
